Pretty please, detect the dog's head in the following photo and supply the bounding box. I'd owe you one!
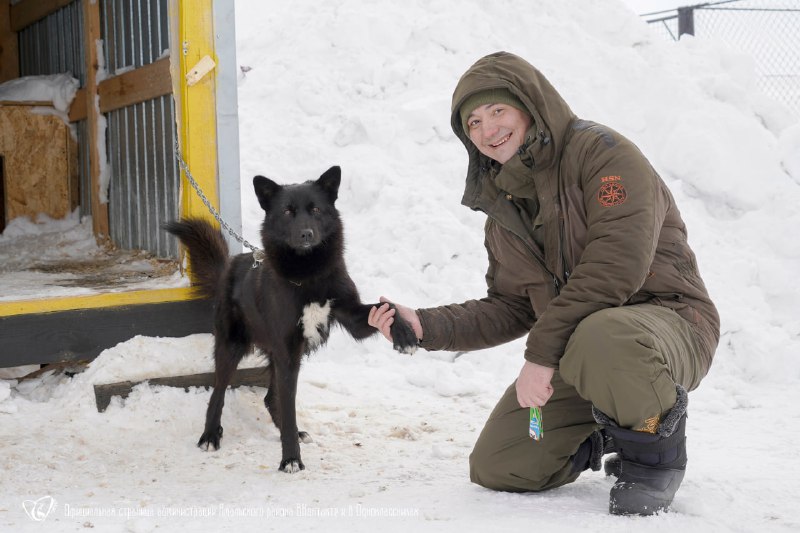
[253,166,342,254]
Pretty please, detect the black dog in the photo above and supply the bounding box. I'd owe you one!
[164,166,418,473]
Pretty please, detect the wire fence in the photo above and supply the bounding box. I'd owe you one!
[641,0,800,116]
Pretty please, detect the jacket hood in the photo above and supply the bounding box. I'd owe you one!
[451,52,576,207]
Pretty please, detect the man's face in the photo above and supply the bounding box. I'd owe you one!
[466,103,532,164]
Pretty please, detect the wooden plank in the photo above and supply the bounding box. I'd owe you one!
[0,287,200,318]
[0,297,213,367]
[0,100,52,106]
[18,360,90,381]
[68,87,87,122]
[93,367,271,412]
[98,57,173,114]
[0,0,19,82]
[0,106,77,221]
[81,0,109,238]
[177,0,221,221]
[9,0,74,32]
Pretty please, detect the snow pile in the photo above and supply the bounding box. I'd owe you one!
[0,211,185,302]
[0,72,79,114]
[0,211,98,271]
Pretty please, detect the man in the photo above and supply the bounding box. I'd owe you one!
[369,51,720,516]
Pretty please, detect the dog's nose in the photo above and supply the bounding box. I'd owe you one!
[300,229,314,244]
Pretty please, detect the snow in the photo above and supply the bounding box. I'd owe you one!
[2,0,800,531]
[0,73,78,114]
[0,210,186,304]
[0,72,79,130]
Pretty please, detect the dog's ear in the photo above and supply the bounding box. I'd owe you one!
[315,166,341,203]
[253,175,282,212]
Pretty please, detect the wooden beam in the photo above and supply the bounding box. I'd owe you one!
[0,100,51,106]
[9,0,74,32]
[0,297,213,367]
[0,287,201,318]
[98,57,173,113]
[177,0,221,220]
[93,367,271,412]
[0,0,20,82]
[81,0,109,239]
[68,87,87,122]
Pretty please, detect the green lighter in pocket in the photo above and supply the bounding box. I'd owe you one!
[529,406,543,441]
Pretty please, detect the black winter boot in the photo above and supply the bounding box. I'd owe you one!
[569,430,608,475]
[603,453,622,478]
[593,385,689,516]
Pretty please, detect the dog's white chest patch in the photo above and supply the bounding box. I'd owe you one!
[299,300,331,349]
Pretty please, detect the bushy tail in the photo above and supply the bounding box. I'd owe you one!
[163,218,229,298]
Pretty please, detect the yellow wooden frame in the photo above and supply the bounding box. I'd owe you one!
[0,288,203,317]
[0,0,221,318]
[176,0,220,224]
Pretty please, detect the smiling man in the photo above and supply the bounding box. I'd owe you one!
[461,89,532,164]
[369,51,719,516]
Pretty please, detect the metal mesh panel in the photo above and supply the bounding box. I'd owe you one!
[643,0,800,116]
[645,14,680,42]
[17,1,86,85]
[698,2,800,115]
[100,0,170,75]
[107,95,180,258]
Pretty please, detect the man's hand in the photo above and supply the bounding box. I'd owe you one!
[516,361,555,408]
[368,297,423,342]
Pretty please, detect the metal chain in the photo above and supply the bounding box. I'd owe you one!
[174,141,265,267]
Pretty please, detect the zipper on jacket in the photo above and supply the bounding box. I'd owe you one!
[558,215,570,284]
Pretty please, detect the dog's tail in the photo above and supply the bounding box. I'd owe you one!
[163,218,229,298]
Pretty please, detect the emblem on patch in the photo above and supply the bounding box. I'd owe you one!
[598,181,627,207]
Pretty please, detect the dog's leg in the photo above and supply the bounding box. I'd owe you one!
[263,363,280,427]
[198,338,246,451]
[270,346,305,473]
[335,303,419,355]
[263,363,312,445]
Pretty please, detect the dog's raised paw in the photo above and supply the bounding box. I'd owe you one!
[197,426,223,451]
[279,458,306,473]
[396,343,418,355]
[389,314,419,355]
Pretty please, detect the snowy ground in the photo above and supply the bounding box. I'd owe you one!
[0,212,184,303]
[2,0,800,531]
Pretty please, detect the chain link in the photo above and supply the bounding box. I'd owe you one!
[174,141,265,267]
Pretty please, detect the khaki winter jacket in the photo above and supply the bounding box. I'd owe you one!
[417,52,720,373]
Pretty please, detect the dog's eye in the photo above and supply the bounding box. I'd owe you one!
[311,207,321,215]
[283,208,293,216]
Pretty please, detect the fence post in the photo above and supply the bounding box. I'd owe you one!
[678,6,695,36]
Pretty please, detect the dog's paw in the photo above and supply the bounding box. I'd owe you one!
[197,426,223,451]
[389,311,419,355]
[298,431,313,444]
[279,458,306,473]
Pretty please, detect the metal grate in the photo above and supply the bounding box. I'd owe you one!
[100,0,170,75]
[17,1,86,86]
[107,95,180,258]
[643,0,800,116]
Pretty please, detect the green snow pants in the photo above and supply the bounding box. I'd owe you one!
[469,304,707,492]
